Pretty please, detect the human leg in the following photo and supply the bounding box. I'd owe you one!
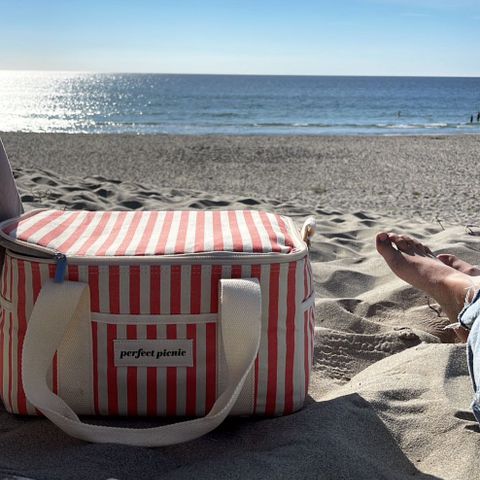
[376,232,475,325]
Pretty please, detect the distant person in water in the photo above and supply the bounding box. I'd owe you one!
[376,232,480,423]
[471,115,474,123]
[477,112,480,122]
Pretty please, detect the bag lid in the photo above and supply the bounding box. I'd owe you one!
[0,209,304,257]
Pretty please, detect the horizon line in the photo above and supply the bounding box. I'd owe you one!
[0,69,479,79]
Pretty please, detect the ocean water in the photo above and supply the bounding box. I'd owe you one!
[0,71,479,136]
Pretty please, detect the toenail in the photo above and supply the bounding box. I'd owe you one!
[378,233,388,241]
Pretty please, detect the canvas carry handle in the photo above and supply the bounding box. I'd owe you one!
[22,278,262,447]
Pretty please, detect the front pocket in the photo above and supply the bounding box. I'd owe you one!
[90,317,218,417]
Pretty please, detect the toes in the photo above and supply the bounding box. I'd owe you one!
[424,245,434,256]
[377,231,436,262]
[376,232,399,260]
[384,232,433,256]
[376,232,390,252]
[437,254,480,276]
[387,233,415,254]
[412,239,434,256]
[437,254,456,267]
[377,232,389,242]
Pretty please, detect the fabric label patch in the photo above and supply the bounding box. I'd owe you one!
[114,339,193,367]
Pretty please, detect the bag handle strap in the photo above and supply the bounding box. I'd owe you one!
[22,278,262,447]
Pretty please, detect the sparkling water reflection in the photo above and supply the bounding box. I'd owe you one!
[0,71,479,135]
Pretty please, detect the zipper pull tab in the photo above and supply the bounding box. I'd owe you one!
[54,253,67,283]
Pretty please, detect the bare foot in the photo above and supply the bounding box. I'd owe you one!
[437,254,480,276]
[376,232,475,339]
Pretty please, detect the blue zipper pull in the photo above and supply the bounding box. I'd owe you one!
[54,253,67,283]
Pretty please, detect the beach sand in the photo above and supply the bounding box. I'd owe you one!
[1,132,480,479]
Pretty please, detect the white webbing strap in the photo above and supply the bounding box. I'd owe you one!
[22,278,262,447]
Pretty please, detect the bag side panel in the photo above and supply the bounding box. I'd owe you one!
[0,255,57,415]
[302,254,316,408]
[252,255,314,416]
[3,249,315,418]
[0,254,12,413]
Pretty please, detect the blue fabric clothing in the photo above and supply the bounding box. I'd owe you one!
[459,289,480,423]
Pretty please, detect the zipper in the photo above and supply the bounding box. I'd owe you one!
[53,252,67,283]
[6,244,309,267]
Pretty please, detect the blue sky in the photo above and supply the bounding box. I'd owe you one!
[0,0,478,76]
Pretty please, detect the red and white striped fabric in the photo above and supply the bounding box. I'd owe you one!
[2,209,300,256]
[0,209,315,421]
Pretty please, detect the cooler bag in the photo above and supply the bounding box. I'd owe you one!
[0,208,315,446]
